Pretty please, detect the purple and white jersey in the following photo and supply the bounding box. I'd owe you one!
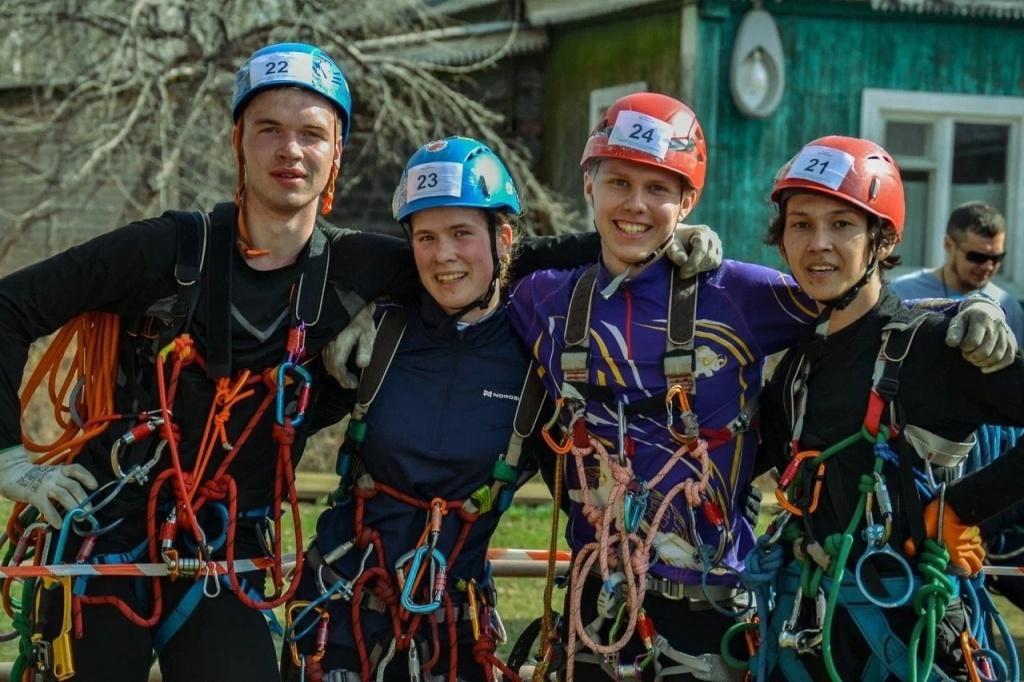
[509,258,815,584]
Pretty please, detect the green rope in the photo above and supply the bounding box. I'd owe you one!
[11,577,36,682]
[720,621,758,671]
[907,539,953,682]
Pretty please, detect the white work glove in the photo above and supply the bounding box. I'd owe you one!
[665,224,723,279]
[946,297,1018,373]
[323,303,377,389]
[0,445,97,528]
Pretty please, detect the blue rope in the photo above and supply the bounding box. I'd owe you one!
[741,536,784,682]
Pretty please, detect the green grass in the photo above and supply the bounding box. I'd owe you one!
[489,503,568,659]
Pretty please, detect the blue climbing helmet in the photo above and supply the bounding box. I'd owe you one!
[392,136,521,223]
[232,42,353,143]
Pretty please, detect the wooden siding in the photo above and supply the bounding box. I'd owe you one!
[541,7,682,218]
[693,0,1024,267]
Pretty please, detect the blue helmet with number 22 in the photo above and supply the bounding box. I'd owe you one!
[393,137,521,224]
[232,42,353,143]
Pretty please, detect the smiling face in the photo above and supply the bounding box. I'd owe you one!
[780,192,893,323]
[410,207,513,322]
[240,87,341,218]
[583,158,695,276]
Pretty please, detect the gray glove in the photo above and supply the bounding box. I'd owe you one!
[0,445,97,528]
[323,303,377,389]
[665,224,723,279]
[946,297,1018,374]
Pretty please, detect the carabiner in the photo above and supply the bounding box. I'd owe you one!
[375,638,397,682]
[623,481,649,534]
[666,384,699,442]
[396,546,447,614]
[275,362,313,427]
[775,450,824,517]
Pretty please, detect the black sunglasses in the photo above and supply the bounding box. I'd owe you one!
[957,244,1006,265]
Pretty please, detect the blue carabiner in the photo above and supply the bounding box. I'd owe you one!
[397,546,447,614]
[275,362,313,427]
[623,482,649,534]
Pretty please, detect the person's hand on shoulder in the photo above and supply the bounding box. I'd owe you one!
[946,297,1018,373]
[323,303,377,389]
[666,224,723,279]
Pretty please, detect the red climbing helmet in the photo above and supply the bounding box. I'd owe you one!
[581,92,707,201]
[771,136,905,241]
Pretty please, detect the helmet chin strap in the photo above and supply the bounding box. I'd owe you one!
[599,232,674,299]
[811,253,879,340]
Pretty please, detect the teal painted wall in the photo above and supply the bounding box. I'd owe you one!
[542,8,682,217]
[692,1,1024,267]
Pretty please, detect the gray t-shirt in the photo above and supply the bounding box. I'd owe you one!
[889,268,1024,344]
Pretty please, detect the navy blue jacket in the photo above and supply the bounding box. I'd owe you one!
[300,293,548,649]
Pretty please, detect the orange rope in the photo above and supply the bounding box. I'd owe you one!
[8,313,120,539]
[3,313,120,618]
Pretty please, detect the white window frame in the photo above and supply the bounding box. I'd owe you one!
[589,81,648,131]
[860,88,1024,294]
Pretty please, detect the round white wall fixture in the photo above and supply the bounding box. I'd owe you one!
[730,9,786,118]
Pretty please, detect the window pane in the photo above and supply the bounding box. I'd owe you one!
[952,123,1010,277]
[885,121,929,157]
[894,169,930,268]
[953,123,1008,183]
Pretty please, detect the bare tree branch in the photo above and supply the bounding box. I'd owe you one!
[0,1,577,270]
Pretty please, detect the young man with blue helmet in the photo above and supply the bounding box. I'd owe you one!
[281,136,540,682]
[0,42,423,682]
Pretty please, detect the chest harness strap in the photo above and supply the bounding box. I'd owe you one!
[296,307,546,682]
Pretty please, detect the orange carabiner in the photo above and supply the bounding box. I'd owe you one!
[666,384,692,413]
[774,450,824,517]
[960,630,982,682]
[541,399,574,455]
[429,498,447,533]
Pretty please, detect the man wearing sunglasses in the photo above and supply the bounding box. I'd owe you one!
[891,200,1024,342]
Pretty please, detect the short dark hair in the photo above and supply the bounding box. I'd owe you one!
[764,192,902,271]
[946,201,1005,240]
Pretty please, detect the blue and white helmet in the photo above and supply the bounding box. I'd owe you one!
[232,42,353,142]
[393,136,521,223]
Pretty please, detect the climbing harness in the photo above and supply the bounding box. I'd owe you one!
[533,264,750,680]
[728,308,1015,682]
[4,203,328,680]
[292,305,547,682]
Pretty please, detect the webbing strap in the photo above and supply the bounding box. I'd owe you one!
[352,307,408,420]
[560,264,698,405]
[666,272,698,348]
[205,203,236,378]
[563,265,599,347]
[293,227,330,327]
